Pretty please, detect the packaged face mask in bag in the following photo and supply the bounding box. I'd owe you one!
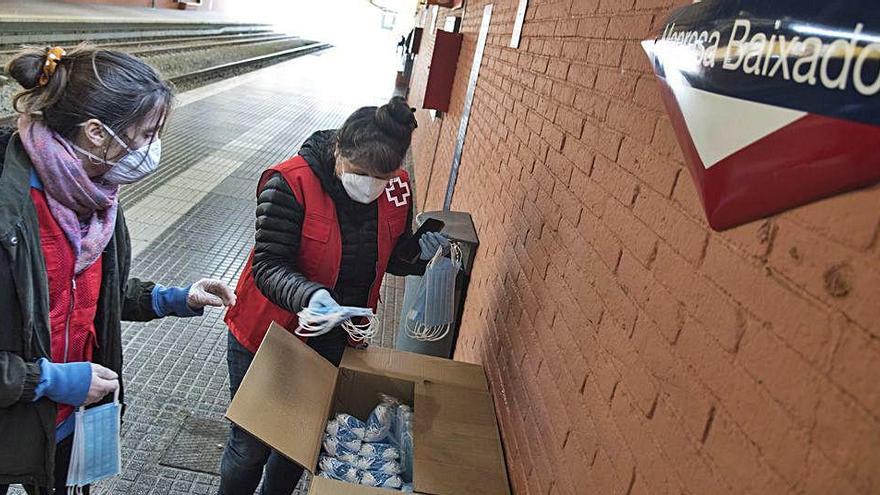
[319,456,362,484]
[66,389,122,493]
[364,401,397,443]
[334,413,367,439]
[359,470,404,489]
[358,442,400,461]
[323,433,361,458]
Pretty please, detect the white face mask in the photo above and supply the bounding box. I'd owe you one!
[340,172,388,204]
[72,122,161,185]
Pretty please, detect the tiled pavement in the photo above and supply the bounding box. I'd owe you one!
[10,41,408,495]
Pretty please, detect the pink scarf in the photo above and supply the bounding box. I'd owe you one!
[18,115,119,274]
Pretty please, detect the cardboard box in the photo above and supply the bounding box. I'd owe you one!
[226,323,511,494]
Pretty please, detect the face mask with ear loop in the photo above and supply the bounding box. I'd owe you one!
[295,305,378,342]
[70,122,162,185]
[404,242,462,342]
[336,154,390,204]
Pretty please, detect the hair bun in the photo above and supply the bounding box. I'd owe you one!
[374,96,417,141]
[5,50,45,90]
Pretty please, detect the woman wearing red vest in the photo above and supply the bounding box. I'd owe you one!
[0,46,235,494]
[220,97,447,494]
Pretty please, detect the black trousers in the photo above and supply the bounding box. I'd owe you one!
[217,328,348,495]
[0,434,89,495]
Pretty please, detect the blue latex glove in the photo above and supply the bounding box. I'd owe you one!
[308,289,341,314]
[418,232,450,260]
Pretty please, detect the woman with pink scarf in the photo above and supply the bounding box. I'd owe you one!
[0,45,235,494]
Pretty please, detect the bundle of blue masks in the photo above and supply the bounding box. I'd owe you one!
[66,388,122,494]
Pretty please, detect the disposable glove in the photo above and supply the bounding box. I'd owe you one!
[418,232,450,261]
[187,278,237,309]
[308,289,341,313]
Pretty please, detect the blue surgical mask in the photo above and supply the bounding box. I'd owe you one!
[72,122,161,185]
[66,388,122,490]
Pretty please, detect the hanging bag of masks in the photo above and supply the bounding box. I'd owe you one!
[66,388,122,494]
[404,242,462,342]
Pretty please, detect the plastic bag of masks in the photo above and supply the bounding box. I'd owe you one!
[317,394,414,491]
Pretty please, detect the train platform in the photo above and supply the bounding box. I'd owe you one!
[8,38,406,495]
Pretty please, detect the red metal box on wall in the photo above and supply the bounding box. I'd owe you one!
[422,30,463,112]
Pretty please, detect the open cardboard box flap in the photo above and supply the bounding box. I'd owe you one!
[227,323,510,495]
[226,322,338,471]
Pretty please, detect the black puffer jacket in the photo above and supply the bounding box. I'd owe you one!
[252,130,426,313]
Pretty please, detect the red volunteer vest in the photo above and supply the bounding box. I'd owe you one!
[31,189,104,426]
[224,155,412,354]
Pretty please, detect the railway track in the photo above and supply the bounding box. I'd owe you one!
[0,22,273,48]
[0,31,284,57]
[0,40,331,126]
[0,32,300,70]
[167,41,330,88]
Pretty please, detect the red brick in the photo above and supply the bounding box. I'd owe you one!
[703,410,795,495]
[701,236,842,364]
[653,245,747,352]
[788,188,880,251]
[590,155,638,206]
[610,387,684,494]
[631,317,712,439]
[594,67,639,99]
[737,322,823,428]
[586,40,625,66]
[813,384,880,492]
[768,218,880,337]
[570,0,601,16]
[541,122,566,151]
[617,136,679,197]
[677,319,814,486]
[577,16,610,38]
[635,0,674,10]
[522,20,558,38]
[606,14,654,39]
[567,62,598,88]
[547,59,570,80]
[554,106,585,138]
[829,320,880,415]
[598,0,637,14]
[561,39,589,61]
[633,74,664,112]
[573,91,611,120]
[546,149,575,185]
[632,185,707,264]
[606,100,657,143]
[622,39,655,72]
[603,201,658,267]
[555,18,580,37]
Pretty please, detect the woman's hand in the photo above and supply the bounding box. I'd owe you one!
[187,278,237,309]
[85,364,118,406]
[418,232,450,260]
[307,289,341,313]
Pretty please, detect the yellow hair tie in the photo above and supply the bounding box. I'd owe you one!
[38,46,66,87]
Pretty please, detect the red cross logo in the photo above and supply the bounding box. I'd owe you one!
[385,177,410,207]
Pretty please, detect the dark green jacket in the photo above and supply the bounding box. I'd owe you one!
[0,130,160,487]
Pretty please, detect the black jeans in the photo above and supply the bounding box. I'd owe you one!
[0,435,89,495]
[218,328,347,495]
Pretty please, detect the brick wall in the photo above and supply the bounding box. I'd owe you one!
[407,1,880,494]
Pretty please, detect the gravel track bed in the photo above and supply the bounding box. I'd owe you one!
[0,37,314,119]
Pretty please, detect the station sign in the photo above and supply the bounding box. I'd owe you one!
[642,0,880,230]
